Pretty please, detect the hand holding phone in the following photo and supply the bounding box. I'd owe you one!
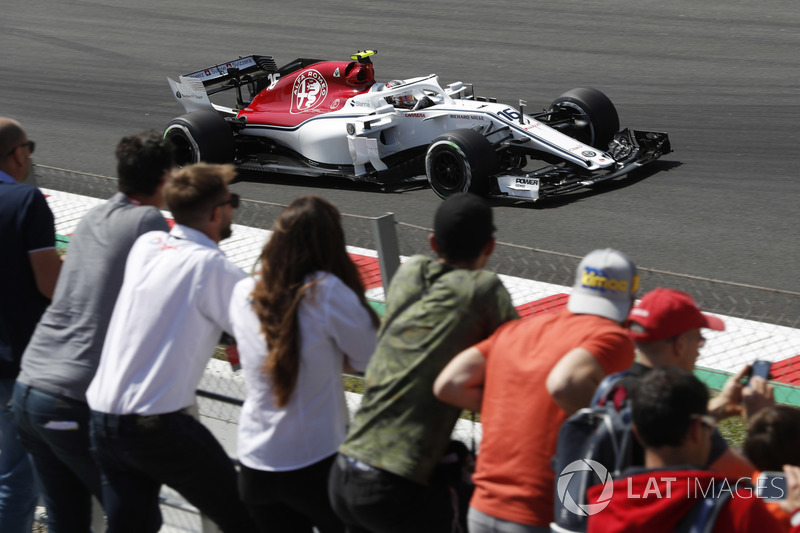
[742,360,776,420]
[745,360,772,386]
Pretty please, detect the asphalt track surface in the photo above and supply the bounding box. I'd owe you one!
[3,0,799,292]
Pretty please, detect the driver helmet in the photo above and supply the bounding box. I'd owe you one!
[384,80,415,109]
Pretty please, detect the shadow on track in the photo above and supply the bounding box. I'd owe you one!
[234,160,682,206]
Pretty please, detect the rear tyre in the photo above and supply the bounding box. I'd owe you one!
[551,88,620,149]
[425,129,498,199]
[164,111,235,166]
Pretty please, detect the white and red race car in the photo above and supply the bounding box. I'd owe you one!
[164,50,671,201]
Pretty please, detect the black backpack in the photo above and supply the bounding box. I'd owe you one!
[551,372,636,532]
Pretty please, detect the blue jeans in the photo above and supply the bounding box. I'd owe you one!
[89,409,255,533]
[0,378,38,533]
[12,382,102,533]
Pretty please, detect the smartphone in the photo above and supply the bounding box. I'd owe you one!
[746,360,772,385]
[755,471,787,501]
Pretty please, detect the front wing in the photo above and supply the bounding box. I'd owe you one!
[492,129,671,201]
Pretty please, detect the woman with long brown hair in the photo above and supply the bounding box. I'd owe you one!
[228,195,378,533]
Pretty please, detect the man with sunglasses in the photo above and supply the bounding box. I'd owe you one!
[0,117,59,532]
[85,163,254,533]
[13,131,172,532]
[625,288,773,480]
[587,367,800,532]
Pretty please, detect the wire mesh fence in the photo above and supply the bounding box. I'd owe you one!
[31,164,800,531]
[35,162,800,389]
[395,219,800,329]
[393,219,800,404]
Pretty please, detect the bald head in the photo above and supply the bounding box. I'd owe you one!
[0,117,31,181]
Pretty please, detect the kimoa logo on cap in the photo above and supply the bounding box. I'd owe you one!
[581,267,637,294]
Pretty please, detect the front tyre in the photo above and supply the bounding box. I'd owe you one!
[551,88,620,149]
[164,111,235,166]
[425,129,498,199]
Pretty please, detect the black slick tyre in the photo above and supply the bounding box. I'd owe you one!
[425,129,498,199]
[164,111,235,166]
[551,88,620,149]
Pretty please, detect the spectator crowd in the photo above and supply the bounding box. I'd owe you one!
[2,115,800,533]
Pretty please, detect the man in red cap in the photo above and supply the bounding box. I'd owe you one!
[628,287,725,372]
[626,287,773,479]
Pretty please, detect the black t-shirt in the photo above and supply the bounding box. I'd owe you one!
[0,181,55,377]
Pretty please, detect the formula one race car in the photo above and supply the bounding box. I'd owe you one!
[164,50,670,201]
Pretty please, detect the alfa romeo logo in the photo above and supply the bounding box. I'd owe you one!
[556,459,614,516]
[291,69,328,114]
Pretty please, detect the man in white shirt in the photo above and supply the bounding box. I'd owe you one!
[86,163,254,533]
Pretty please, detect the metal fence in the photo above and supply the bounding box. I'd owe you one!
[32,164,800,531]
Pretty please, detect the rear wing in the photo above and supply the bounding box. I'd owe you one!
[168,55,329,112]
[181,55,279,96]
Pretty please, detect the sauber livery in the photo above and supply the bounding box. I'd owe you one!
[164,50,671,202]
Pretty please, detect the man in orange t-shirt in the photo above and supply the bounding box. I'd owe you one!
[435,248,639,531]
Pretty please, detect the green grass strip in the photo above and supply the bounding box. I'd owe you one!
[695,366,800,407]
